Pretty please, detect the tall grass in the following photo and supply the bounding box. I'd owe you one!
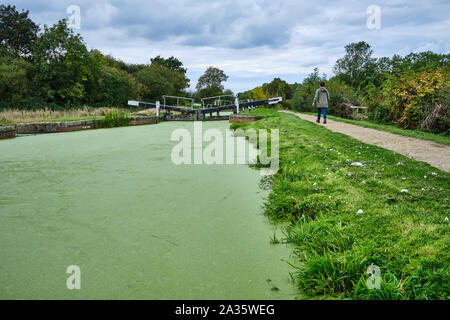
[0,107,128,126]
[100,109,130,128]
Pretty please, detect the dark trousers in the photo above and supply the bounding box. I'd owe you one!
[317,108,327,121]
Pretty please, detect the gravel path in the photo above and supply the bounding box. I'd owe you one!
[280,111,450,172]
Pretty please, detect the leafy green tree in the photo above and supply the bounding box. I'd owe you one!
[125,63,147,75]
[32,20,94,106]
[99,66,137,106]
[334,41,376,88]
[136,63,189,101]
[0,55,32,104]
[237,90,253,101]
[292,68,323,111]
[0,5,39,58]
[391,51,450,75]
[262,78,292,99]
[151,55,187,74]
[251,87,266,100]
[93,51,147,75]
[196,66,228,93]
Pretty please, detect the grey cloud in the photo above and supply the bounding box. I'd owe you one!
[4,0,450,92]
[105,0,300,48]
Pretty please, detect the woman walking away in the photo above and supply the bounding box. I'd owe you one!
[312,81,330,124]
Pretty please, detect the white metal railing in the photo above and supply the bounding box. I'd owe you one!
[201,94,235,108]
[163,95,195,108]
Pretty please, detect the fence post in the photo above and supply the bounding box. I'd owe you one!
[156,101,160,117]
[235,98,239,114]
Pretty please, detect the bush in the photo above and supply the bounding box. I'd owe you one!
[371,105,390,123]
[100,66,137,106]
[379,68,448,130]
[281,99,292,110]
[327,79,359,115]
[291,75,357,114]
[100,109,129,128]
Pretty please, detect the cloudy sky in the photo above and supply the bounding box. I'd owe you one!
[8,0,450,93]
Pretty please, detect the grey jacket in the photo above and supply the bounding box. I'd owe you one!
[313,87,330,109]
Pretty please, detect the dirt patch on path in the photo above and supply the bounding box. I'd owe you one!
[280,111,450,172]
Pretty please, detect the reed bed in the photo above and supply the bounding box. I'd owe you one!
[0,107,130,125]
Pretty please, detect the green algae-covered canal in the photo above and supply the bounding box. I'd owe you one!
[0,121,298,299]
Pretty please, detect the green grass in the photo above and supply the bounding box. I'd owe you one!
[232,108,449,300]
[302,112,450,146]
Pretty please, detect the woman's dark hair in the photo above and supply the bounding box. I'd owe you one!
[320,81,326,87]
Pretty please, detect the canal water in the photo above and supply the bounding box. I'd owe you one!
[0,121,299,299]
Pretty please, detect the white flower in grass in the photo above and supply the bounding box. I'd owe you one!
[445,217,449,222]
[401,189,408,193]
[362,181,366,184]
[329,196,332,199]
[351,162,364,167]
[378,181,382,184]
[421,188,426,191]
[313,182,317,186]
[424,176,427,179]
[357,209,364,214]
[402,177,407,180]
[397,162,403,166]
[431,172,437,176]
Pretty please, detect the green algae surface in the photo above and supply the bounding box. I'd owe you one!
[0,121,299,299]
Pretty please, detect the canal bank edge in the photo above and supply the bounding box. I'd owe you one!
[1,114,263,138]
[0,125,16,139]
[2,117,160,137]
[229,115,263,123]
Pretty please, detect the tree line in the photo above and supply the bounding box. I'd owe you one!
[1,5,448,133]
[244,42,449,133]
[0,5,231,110]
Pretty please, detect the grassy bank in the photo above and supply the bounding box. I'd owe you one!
[232,109,449,300]
[301,112,450,146]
